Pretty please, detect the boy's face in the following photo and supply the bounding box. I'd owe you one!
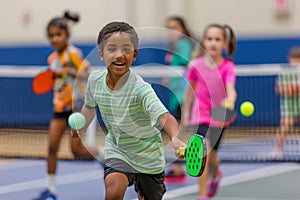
[99,32,138,77]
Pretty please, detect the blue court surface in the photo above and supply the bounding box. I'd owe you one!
[0,159,299,200]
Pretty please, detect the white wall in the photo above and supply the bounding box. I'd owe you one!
[1,0,300,44]
[185,0,300,38]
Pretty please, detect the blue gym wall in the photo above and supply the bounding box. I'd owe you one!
[1,36,297,127]
[0,75,280,127]
[1,37,300,66]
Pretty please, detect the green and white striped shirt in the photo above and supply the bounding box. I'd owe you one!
[85,70,168,174]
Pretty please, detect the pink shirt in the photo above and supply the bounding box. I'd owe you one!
[186,56,236,126]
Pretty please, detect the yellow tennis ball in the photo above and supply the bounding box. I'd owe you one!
[240,101,254,117]
[224,101,231,109]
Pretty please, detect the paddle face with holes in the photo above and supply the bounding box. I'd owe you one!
[185,135,206,177]
[211,106,237,126]
[32,70,55,95]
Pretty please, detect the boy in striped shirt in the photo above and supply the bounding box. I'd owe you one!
[72,22,186,200]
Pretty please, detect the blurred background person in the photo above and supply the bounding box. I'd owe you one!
[163,15,194,184]
[183,23,237,200]
[273,46,300,160]
[33,11,97,200]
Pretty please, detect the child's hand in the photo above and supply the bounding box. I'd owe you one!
[222,99,234,110]
[171,137,186,159]
[70,129,80,138]
[55,68,76,77]
[63,67,76,76]
[54,69,67,77]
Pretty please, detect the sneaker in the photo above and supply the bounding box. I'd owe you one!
[208,170,223,198]
[269,147,283,161]
[164,170,187,184]
[32,189,56,200]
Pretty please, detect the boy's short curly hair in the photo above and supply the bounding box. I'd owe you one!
[97,21,139,51]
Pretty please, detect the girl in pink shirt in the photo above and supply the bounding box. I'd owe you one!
[183,24,237,200]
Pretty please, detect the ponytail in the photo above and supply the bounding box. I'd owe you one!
[47,10,80,35]
[223,24,236,61]
[63,11,80,23]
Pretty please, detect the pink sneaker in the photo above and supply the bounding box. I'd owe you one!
[197,196,207,200]
[269,147,283,161]
[164,170,187,184]
[208,170,223,198]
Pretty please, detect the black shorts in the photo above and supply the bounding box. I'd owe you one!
[104,159,166,200]
[53,111,73,120]
[195,124,225,150]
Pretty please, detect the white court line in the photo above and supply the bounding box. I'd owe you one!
[1,162,299,197]
[159,163,300,200]
[204,198,282,200]
[0,169,102,194]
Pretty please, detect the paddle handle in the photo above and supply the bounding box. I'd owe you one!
[179,146,185,159]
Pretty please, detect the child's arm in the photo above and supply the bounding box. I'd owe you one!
[71,104,96,138]
[81,104,96,129]
[225,83,237,109]
[276,84,285,96]
[182,80,196,126]
[157,112,186,157]
[157,112,179,141]
[276,81,296,97]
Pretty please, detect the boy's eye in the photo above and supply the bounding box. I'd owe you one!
[107,47,116,52]
[123,48,131,53]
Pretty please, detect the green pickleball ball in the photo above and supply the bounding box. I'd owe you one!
[68,112,86,130]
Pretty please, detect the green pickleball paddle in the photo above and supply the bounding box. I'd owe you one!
[180,135,206,177]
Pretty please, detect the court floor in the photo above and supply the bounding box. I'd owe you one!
[0,159,299,200]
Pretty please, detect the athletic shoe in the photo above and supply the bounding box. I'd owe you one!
[208,170,223,198]
[164,170,187,184]
[269,147,283,160]
[32,189,57,200]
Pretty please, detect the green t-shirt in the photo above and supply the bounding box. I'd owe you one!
[85,70,168,174]
[277,67,300,116]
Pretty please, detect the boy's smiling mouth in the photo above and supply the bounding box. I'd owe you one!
[112,61,126,68]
